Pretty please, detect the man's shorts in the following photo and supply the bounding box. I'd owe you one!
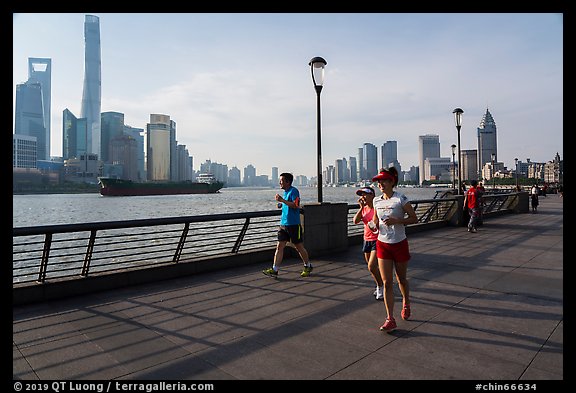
[362,240,377,253]
[376,238,411,262]
[278,225,304,244]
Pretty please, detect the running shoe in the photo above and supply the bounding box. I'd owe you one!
[401,304,411,320]
[300,265,313,277]
[375,287,384,301]
[262,267,278,278]
[380,317,397,332]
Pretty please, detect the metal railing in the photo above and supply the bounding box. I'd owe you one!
[13,211,281,285]
[347,196,458,237]
[13,193,519,286]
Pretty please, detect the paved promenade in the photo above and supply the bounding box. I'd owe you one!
[13,196,563,382]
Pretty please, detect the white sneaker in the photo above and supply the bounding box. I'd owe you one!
[375,287,384,300]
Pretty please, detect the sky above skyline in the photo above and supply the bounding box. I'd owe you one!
[13,13,563,179]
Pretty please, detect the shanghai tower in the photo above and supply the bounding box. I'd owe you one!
[80,14,102,158]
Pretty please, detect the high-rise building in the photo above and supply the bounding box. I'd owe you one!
[14,81,46,161]
[62,108,89,163]
[477,108,497,179]
[13,134,37,169]
[348,156,357,183]
[335,158,348,184]
[100,112,125,163]
[357,147,364,180]
[362,143,378,180]
[175,144,193,181]
[461,149,478,182]
[381,141,397,170]
[271,167,279,185]
[146,114,172,181]
[109,135,139,181]
[123,125,145,181]
[28,58,51,160]
[80,14,102,158]
[418,134,440,184]
[243,164,256,186]
[228,166,241,186]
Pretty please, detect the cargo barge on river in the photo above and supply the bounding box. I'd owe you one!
[98,176,224,196]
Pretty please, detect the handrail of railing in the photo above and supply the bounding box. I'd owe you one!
[13,193,520,287]
[12,210,282,236]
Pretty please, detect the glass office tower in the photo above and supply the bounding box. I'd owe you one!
[80,14,102,159]
[14,81,46,162]
[28,58,51,160]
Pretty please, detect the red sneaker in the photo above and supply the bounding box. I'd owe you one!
[401,304,411,320]
[379,317,397,332]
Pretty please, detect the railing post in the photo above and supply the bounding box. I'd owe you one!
[173,223,190,263]
[37,233,52,283]
[232,218,250,253]
[81,230,97,277]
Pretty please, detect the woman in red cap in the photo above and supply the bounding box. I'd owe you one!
[371,167,418,332]
[353,186,384,300]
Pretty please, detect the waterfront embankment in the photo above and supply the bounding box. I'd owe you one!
[13,196,563,381]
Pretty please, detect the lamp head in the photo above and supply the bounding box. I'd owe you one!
[309,56,327,88]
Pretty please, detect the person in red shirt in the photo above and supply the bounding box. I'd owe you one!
[463,179,480,233]
[353,187,384,300]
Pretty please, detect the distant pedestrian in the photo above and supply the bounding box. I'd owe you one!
[476,181,486,226]
[371,167,418,332]
[263,172,313,278]
[463,179,480,233]
[531,184,540,213]
[353,186,384,300]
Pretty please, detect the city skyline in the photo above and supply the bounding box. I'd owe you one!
[13,13,563,178]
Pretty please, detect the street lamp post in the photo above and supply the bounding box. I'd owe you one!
[451,144,456,190]
[452,108,463,195]
[491,153,496,189]
[515,157,519,190]
[309,56,327,203]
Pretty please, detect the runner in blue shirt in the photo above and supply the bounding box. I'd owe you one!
[263,172,313,278]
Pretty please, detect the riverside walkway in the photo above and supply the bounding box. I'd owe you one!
[13,196,563,382]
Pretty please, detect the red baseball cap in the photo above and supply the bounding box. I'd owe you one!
[372,171,396,182]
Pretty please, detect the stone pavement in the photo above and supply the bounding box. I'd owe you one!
[13,196,563,383]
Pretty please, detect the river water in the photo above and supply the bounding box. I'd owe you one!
[13,186,445,228]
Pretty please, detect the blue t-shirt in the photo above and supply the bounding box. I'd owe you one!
[281,186,301,226]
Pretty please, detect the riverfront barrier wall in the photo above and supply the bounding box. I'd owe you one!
[13,192,528,305]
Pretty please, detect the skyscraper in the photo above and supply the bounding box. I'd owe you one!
[362,142,378,180]
[146,114,172,181]
[477,108,497,178]
[100,111,125,163]
[28,58,51,160]
[381,140,398,170]
[14,81,46,162]
[418,134,440,184]
[80,14,102,159]
[62,108,89,162]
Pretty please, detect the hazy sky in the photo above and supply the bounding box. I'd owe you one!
[13,13,563,179]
